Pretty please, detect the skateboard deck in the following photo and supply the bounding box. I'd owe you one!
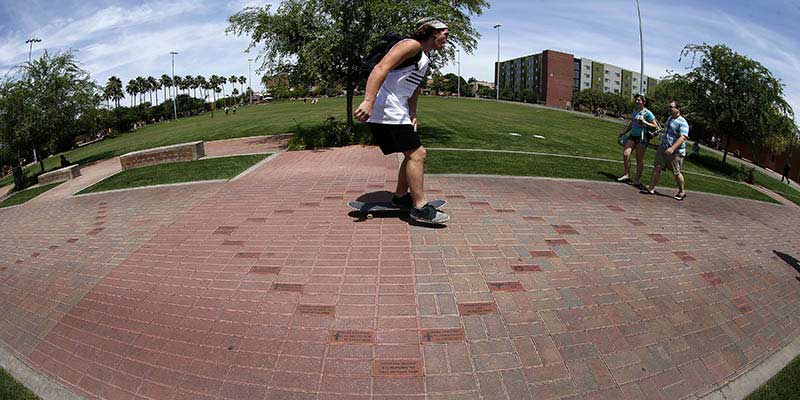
[348,199,446,219]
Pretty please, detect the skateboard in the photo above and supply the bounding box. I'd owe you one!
[348,199,446,220]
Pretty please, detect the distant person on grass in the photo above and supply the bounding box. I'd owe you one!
[353,17,450,224]
[617,94,658,188]
[780,159,792,184]
[641,101,690,200]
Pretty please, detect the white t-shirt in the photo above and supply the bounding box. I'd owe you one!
[368,40,430,125]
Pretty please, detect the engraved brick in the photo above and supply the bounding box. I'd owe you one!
[222,240,246,246]
[457,302,497,316]
[236,252,261,258]
[648,234,669,243]
[420,328,465,344]
[530,250,558,258]
[372,359,423,377]
[607,205,625,212]
[552,225,578,234]
[625,218,645,226]
[250,266,280,274]
[273,283,304,292]
[297,304,335,316]
[512,264,542,272]
[329,330,375,345]
[546,239,569,246]
[487,282,524,292]
[214,226,236,235]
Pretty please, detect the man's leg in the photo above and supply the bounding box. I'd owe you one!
[396,157,409,196]
[675,173,685,194]
[647,165,662,191]
[403,146,428,208]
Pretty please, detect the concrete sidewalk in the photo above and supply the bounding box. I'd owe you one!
[0,145,799,400]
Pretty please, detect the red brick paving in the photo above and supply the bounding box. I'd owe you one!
[1,145,799,399]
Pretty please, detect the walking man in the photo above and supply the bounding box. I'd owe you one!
[780,158,792,184]
[641,101,690,200]
[353,17,449,223]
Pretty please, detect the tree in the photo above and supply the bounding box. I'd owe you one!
[229,75,239,99]
[219,75,228,105]
[161,74,173,103]
[678,43,796,164]
[148,76,160,105]
[239,75,247,99]
[0,80,35,188]
[13,50,98,174]
[135,76,148,105]
[227,0,488,125]
[105,76,124,108]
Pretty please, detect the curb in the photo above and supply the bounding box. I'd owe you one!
[0,341,83,400]
[698,334,800,400]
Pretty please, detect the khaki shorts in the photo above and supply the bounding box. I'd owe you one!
[655,147,684,175]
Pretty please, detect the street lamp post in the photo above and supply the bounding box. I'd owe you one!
[248,58,253,105]
[25,38,41,63]
[493,24,501,101]
[635,0,645,94]
[456,49,461,97]
[170,51,178,120]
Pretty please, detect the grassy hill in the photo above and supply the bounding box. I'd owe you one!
[4,96,797,204]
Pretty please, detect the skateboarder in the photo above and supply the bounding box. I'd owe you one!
[353,17,449,224]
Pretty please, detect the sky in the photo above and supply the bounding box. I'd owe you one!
[1,0,799,115]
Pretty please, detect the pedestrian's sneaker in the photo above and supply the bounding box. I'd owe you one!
[410,204,449,224]
[617,175,630,182]
[391,193,413,208]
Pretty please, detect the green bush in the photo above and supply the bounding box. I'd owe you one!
[287,117,371,150]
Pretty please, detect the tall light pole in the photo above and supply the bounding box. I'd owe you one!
[635,0,645,94]
[170,51,178,120]
[456,49,461,97]
[493,24,501,101]
[247,58,253,105]
[25,38,41,63]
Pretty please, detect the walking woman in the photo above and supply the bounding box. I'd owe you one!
[617,94,658,188]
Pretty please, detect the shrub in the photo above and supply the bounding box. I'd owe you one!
[287,117,371,150]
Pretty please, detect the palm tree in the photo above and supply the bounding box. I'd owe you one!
[184,75,195,98]
[229,75,238,100]
[239,75,247,98]
[196,76,208,100]
[160,74,172,102]
[173,76,183,97]
[147,76,160,105]
[105,76,123,108]
[219,76,228,105]
[209,75,220,103]
[126,79,137,106]
[135,76,148,105]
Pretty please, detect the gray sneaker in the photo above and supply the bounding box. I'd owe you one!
[410,204,450,224]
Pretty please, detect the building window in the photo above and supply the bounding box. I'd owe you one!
[604,86,609,91]
[614,89,619,93]
[633,77,638,82]
[584,82,590,87]
[615,72,620,77]
[605,70,609,74]
[605,78,610,83]
[584,73,590,78]
[633,86,638,91]
[615,81,620,85]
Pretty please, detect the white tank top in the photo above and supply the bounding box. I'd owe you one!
[368,40,430,125]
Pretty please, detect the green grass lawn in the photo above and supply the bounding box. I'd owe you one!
[0,368,40,400]
[77,154,268,195]
[0,182,62,208]
[3,96,797,204]
[747,354,800,400]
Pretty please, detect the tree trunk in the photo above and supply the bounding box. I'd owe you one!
[346,81,354,127]
[721,134,730,165]
[12,164,24,190]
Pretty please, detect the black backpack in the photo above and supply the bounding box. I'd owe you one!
[361,32,422,77]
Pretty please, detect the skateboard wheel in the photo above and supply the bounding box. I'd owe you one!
[366,214,374,219]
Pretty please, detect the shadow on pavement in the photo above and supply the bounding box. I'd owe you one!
[774,251,800,275]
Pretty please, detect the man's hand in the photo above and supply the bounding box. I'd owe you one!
[665,147,674,155]
[353,100,373,122]
[411,115,418,132]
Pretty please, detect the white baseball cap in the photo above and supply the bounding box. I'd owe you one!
[416,17,448,31]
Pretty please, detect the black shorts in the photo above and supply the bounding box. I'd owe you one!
[368,123,422,155]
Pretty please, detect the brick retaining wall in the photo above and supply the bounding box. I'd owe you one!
[119,141,205,170]
[37,165,81,185]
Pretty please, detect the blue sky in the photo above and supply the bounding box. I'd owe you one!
[1,0,799,115]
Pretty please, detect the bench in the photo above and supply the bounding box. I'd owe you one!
[38,165,81,185]
[120,141,205,170]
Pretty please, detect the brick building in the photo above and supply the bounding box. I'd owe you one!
[495,49,658,108]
